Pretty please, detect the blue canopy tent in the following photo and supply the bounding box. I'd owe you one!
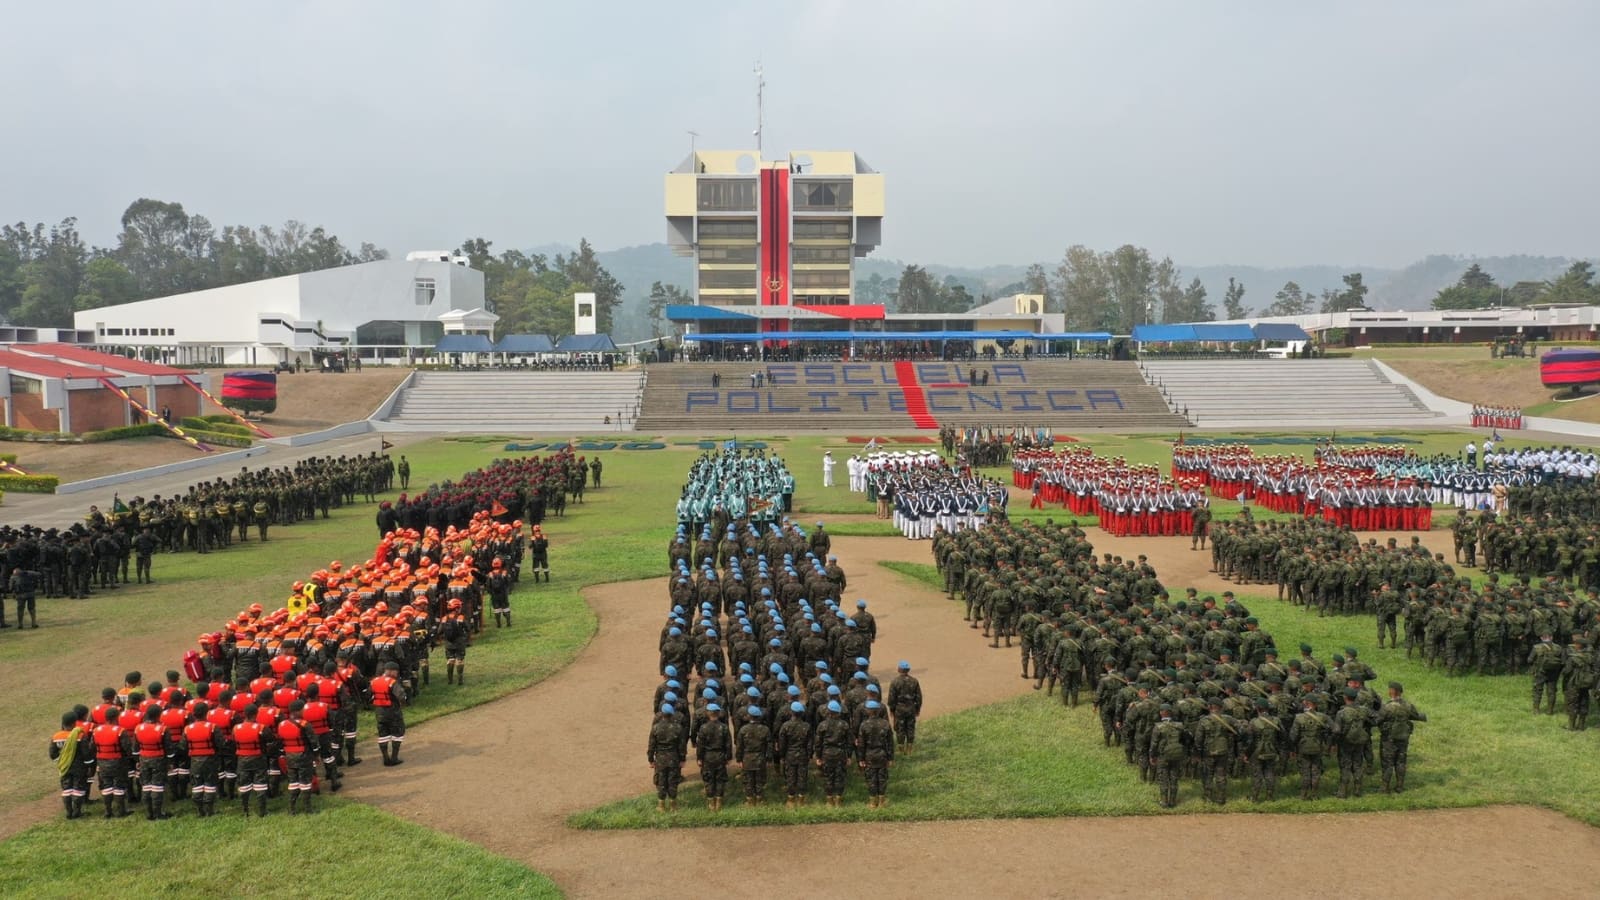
[555,334,618,353]
[493,334,555,354]
[1252,323,1312,342]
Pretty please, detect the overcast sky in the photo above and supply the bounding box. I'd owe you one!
[5,1,1597,269]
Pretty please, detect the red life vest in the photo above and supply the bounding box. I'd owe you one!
[134,722,166,758]
[371,675,396,707]
[277,719,310,755]
[93,724,125,761]
[206,708,234,737]
[317,677,342,710]
[270,654,297,679]
[184,721,217,756]
[118,709,141,731]
[91,702,118,725]
[295,671,319,694]
[303,701,332,735]
[233,721,264,757]
[159,707,187,741]
[255,707,280,729]
[273,686,299,710]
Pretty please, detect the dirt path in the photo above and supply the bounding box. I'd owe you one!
[360,533,1600,899]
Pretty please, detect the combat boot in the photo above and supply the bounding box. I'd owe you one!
[257,793,268,817]
[104,796,115,819]
[457,666,465,686]
[145,796,157,821]
[656,799,666,813]
[668,799,677,812]
[784,795,796,810]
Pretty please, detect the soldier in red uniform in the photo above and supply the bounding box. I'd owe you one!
[302,683,341,792]
[277,701,317,814]
[232,705,269,817]
[92,713,134,818]
[207,693,238,800]
[159,699,189,802]
[183,702,221,817]
[133,706,173,820]
[370,660,409,766]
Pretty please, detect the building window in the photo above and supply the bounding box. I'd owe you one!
[792,220,851,240]
[699,269,758,290]
[793,270,851,289]
[698,220,757,239]
[414,277,437,306]
[792,246,851,263]
[793,181,852,211]
[357,320,407,345]
[697,246,759,263]
[697,179,756,211]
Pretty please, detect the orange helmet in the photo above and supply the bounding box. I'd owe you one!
[447,599,463,610]
[330,561,343,572]
[491,558,503,569]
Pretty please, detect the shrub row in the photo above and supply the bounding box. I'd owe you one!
[180,417,254,437]
[0,473,60,493]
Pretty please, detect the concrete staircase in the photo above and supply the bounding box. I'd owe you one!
[378,371,642,433]
[634,360,1190,432]
[1141,359,1444,427]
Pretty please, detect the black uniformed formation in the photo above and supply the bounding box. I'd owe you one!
[934,518,1425,807]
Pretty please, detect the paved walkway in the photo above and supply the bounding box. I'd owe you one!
[3,432,431,530]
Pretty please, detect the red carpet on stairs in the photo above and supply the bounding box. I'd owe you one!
[892,361,940,429]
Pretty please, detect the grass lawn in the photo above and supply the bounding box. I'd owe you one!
[0,439,712,894]
[0,799,559,899]
[570,555,1600,831]
[14,426,1599,871]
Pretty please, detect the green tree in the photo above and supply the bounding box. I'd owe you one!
[1431,263,1502,310]
[1222,277,1249,319]
[1154,257,1187,323]
[1321,272,1369,312]
[1054,244,1113,332]
[892,264,941,313]
[942,278,975,313]
[1507,280,1547,306]
[16,218,89,326]
[1542,260,1597,305]
[645,280,690,338]
[74,256,139,311]
[1022,262,1055,313]
[556,238,624,334]
[1105,244,1155,333]
[1262,280,1310,317]
[1182,277,1215,322]
[115,198,209,297]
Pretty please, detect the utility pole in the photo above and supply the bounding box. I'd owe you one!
[754,61,765,159]
[687,129,699,154]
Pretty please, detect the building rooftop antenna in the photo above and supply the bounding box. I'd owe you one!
[687,130,699,154]
[753,61,765,159]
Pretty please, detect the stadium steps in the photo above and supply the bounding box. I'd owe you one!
[379,371,643,433]
[1141,359,1445,427]
[633,360,1190,432]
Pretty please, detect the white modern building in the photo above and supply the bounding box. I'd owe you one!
[75,252,486,366]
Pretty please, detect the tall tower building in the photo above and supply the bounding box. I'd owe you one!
[665,151,883,311]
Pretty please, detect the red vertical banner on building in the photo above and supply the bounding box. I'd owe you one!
[759,166,791,340]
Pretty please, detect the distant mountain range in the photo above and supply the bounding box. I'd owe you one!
[536,242,1590,342]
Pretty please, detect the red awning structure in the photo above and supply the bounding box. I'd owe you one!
[795,304,885,320]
